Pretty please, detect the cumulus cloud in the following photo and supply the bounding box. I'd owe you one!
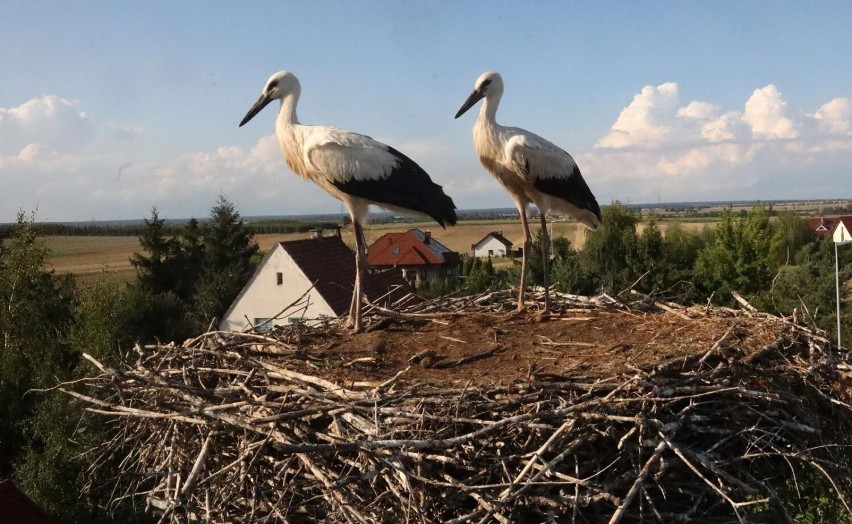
[701,112,748,143]
[583,82,852,203]
[2,84,851,222]
[742,85,798,139]
[596,82,681,148]
[813,98,852,134]
[0,95,94,156]
[677,101,719,120]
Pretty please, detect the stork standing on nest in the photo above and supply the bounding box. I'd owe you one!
[455,71,601,313]
[240,71,457,332]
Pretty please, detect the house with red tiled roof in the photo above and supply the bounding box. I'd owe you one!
[219,229,412,332]
[367,229,460,286]
[805,216,852,242]
[0,479,51,523]
[471,231,514,258]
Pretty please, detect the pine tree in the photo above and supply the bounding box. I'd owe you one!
[130,208,181,294]
[190,196,259,331]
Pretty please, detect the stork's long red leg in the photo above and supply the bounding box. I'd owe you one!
[518,206,532,312]
[539,213,551,313]
[352,220,366,332]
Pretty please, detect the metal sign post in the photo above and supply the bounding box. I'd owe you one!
[835,239,852,348]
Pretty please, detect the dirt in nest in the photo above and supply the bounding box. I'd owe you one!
[278,308,783,387]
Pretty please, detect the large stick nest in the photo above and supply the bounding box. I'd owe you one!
[64,290,852,523]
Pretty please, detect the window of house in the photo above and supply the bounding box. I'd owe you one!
[276,272,283,285]
[392,245,400,255]
[446,267,453,276]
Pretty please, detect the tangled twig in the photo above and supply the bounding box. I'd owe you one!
[60,292,852,523]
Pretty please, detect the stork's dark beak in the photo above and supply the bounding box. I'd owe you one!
[455,89,484,119]
[239,93,273,127]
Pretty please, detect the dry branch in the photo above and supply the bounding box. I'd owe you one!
[60,291,852,523]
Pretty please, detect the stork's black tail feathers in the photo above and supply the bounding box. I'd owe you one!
[333,146,457,228]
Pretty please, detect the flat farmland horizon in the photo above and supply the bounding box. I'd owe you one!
[41,218,719,284]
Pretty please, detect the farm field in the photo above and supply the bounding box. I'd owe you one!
[42,219,719,284]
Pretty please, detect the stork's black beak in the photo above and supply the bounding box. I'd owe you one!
[239,93,273,127]
[455,89,484,119]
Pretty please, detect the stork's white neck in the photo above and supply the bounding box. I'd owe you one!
[478,92,501,125]
[277,93,300,127]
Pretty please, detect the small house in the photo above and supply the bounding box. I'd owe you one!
[220,229,411,332]
[471,231,514,258]
[367,229,460,286]
[806,216,852,241]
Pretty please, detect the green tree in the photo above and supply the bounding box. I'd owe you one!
[579,202,640,294]
[464,256,504,294]
[15,272,158,523]
[188,197,259,331]
[130,198,259,337]
[764,238,852,346]
[694,205,776,305]
[658,222,710,301]
[200,196,259,273]
[0,213,76,477]
[172,217,205,301]
[130,208,182,295]
[526,230,593,294]
[634,218,666,294]
[770,211,813,266]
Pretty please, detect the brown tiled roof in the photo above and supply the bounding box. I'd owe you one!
[367,229,460,268]
[281,236,413,316]
[805,216,852,238]
[0,479,51,524]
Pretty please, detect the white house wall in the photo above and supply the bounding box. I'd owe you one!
[835,222,851,243]
[219,246,337,332]
[474,237,509,257]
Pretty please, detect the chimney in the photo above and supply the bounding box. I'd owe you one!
[424,230,431,243]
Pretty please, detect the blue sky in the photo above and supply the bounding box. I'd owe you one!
[2,1,851,222]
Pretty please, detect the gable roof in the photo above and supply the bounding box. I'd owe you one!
[472,231,513,250]
[367,229,459,267]
[0,479,51,524]
[805,216,852,238]
[279,235,412,316]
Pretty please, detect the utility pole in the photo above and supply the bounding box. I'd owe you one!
[835,238,852,348]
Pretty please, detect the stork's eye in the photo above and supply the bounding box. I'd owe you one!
[479,79,492,90]
[268,81,279,90]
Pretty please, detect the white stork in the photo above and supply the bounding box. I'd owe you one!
[455,71,601,313]
[240,71,457,332]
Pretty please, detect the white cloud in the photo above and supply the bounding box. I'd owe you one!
[813,97,852,134]
[701,112,748,143]
[0,95,94,155]
[742,85,798,139]
[677,101,719,120]
[596,82,680,148]
[2,84,852,223]
[582,82,852,204]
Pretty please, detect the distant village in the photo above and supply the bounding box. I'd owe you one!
[220,213,852,332]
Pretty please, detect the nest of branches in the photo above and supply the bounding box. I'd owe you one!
[63,291,852,523]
